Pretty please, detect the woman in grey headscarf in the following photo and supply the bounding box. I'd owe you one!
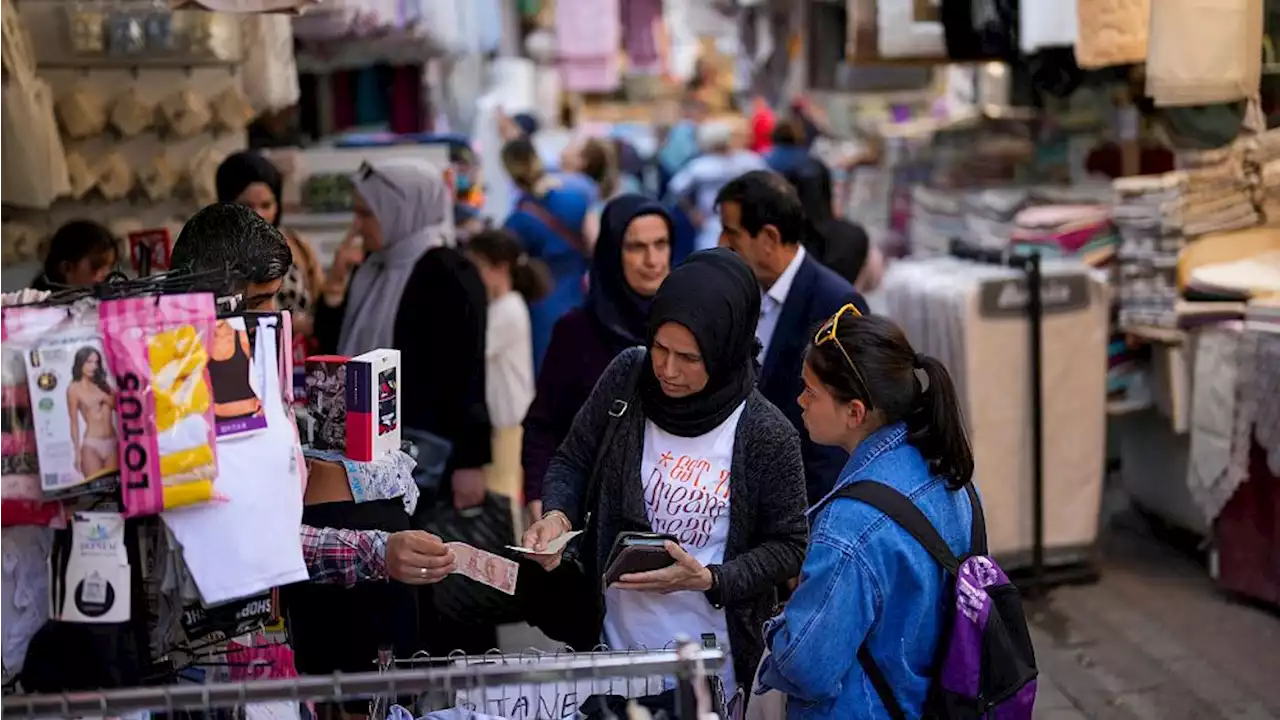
[314,159,493,515]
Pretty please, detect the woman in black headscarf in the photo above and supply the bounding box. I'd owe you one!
[521,248,809,693]
[521,195,673,520]
[784,159,881,292]
[216,152,325,337]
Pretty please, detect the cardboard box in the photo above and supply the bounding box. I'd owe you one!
[304,355,349,451]
[344,349,401,462]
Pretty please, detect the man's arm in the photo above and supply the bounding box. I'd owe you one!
[299,525,389,586]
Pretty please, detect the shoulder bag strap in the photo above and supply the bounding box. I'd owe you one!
[822,481,961,573]
[964,482,988,556]
[519,198,590,258]
[580,357,645,529]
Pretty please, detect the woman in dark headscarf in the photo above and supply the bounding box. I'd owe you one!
[520,248,809,693]
[521,195,673,520]
[784,159,881,292]
[216,152,324,336]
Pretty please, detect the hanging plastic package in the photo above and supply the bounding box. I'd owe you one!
[0,306,62,528]
[2,300,119,502]
[100,294,219,517]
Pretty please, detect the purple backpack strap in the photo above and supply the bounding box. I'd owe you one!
[820,481,981,720]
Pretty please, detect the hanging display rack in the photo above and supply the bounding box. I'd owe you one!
[3,645,725,718]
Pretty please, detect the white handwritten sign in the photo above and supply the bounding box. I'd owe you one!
[452,655,667,720]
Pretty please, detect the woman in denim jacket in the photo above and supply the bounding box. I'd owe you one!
[756,307,976,718]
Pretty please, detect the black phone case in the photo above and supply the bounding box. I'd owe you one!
[602,532,679,587]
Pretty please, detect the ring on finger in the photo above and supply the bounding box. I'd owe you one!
[419,567,427,577]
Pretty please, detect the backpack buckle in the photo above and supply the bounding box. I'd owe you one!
[608,400,629,418]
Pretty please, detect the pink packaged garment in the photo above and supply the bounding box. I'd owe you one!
[1,314,63,527]
[225,636,299,681]
[100,294,219,517]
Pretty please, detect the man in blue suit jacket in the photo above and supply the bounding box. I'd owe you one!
[716,171,869,505]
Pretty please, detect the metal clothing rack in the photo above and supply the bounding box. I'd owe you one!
[949,239,1100,596]
[2,645,724,719]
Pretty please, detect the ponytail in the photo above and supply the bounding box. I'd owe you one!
[806,313,974,490]
[511,254,553,303]
[466,229,552,304]
[906,354,974,489]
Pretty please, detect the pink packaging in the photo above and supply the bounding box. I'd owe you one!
[100,294,220,517]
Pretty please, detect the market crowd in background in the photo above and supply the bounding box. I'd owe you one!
[28,94,973,719]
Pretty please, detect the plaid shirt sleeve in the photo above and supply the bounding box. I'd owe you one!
[299,525,390,586]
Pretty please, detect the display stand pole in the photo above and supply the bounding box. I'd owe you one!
[950,240,1099,595]
[1016,251,1046,594]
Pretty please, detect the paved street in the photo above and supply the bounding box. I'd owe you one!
[1028,513,1280,720]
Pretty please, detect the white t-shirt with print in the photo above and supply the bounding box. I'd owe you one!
[602,402,745,693]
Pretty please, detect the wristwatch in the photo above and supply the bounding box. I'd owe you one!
[704,564,724,609]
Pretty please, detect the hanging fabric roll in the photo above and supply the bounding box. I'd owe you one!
[1073,0,1150,69]
[1145,0,1266,107]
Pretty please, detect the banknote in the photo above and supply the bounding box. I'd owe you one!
[448,542,519,595]
[505,529,584,556]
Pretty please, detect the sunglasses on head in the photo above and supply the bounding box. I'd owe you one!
[357,161,406,199]
[814,303,874,410]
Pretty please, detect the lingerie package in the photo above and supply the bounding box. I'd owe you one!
[64,150,98,200]
[96,152,135,201]
[158,89,211,138]
[0,313,62,528]
[56,86,109,140]
[210,86,256,133]
[110,88,154,137]
[137,153,179,202]
[2,301,119,504]
[100,294,220,517]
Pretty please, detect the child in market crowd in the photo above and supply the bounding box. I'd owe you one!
[756,307,977,718]
[30,220,119,291]
[464,229,551,525]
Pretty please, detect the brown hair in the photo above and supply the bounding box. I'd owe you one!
[579,138,619,200]
[772,115,809,147]
[467,229,552,303]
[501,138,551,197]
[806,313,974,488]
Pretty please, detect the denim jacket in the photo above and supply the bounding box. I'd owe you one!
[757,422,973,719]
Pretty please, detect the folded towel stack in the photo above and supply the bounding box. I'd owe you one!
[1241,129,1280,223]
[960,188,1032,249]
[1113,172,1186,329]
[1009,204,1119,268]
[908,185,966,257]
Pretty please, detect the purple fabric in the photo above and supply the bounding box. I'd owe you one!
[521,309,621,502]
[621,0,664,70]
[940,556,1010,698]
[995,680,1038,720]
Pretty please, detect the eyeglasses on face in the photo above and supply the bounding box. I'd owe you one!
[813,303,874,410]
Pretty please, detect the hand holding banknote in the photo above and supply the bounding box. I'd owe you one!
[520,510,573,571]
[448,543,519,595]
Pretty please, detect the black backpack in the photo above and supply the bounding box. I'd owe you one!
[818,481,1038,719]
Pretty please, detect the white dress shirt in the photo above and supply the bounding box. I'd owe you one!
[756,245,807,363]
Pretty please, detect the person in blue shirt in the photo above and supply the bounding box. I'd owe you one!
[501,138,596,373]
[757,306,976,719]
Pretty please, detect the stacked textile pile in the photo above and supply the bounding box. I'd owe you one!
[1113,173,1184,328]
[961,189,1031,249]
[1241,129,1280,223]
[1010,204,1118,268]
[908,185,965,256]
[1175,148,1259,237]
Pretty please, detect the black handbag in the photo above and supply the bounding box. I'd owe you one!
[517,361,643,650]
[420,492,524,628]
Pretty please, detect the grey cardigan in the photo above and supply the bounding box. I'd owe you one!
[542,348,809,685]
